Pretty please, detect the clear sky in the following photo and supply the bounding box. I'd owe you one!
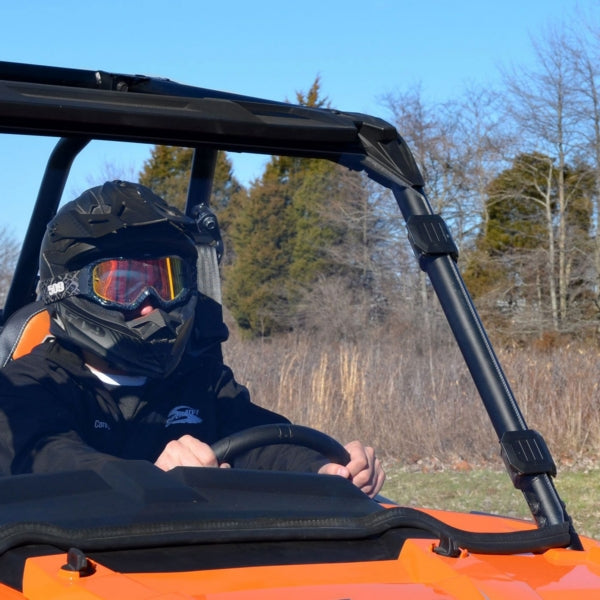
[0,0,597,241]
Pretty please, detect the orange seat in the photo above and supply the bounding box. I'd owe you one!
[0,302,51,366]
[11,309,50,360]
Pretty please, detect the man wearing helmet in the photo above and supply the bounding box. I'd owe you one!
[0,181,385,497]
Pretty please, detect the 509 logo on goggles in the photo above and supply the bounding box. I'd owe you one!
[40,256,195,310]
[46,281,66,296]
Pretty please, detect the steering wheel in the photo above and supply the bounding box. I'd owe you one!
[211,423,351,466]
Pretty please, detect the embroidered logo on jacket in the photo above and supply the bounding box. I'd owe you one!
[165,405,203,427]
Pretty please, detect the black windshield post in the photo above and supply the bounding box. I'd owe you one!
[3,137,89,322]
[396,187,582,549]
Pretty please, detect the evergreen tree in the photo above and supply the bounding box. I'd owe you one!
[464,153,556,309]
[224,89,387,335]
[223,171,294,335]
[212,150,242,213]
[288,160,344,283]
[223,77,336,336]
[463,152,593,334]
[138,146,193,210]
[222,76,382,336]
[485,153,551,253]
[138,146,239,213]
[136,81,390,339]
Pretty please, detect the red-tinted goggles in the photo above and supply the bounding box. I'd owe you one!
[90,256,191,309]
[41,256,194,310]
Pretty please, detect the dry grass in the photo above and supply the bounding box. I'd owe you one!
[222,319,600,537]
[499,346,600,461]
[223,325,600,468]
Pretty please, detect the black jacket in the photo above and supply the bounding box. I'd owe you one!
[0,339,326,475]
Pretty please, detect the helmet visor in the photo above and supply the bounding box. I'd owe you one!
[91,256,190,308]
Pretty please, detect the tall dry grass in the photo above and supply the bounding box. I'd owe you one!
[222,324,600,469]
[498,346,600,462]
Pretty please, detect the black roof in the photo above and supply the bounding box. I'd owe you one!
[0,61,424,189]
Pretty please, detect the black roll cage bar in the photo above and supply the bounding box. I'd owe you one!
[0,61,581,548]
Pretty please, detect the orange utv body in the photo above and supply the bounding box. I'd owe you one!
[0,62,598,598]
[11,511,600,600]
[2,465,600,600]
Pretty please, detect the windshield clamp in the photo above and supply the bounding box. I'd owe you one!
[500,430,557,488]
[407,215,458,269]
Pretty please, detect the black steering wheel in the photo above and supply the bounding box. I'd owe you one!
[211,423,351,466]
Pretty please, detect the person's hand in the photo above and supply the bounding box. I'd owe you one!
[155,435,230,471]
[318,440,385,498]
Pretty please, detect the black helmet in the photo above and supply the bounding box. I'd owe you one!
[39,180,199,378]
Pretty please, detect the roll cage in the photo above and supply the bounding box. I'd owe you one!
[0,60,581,549]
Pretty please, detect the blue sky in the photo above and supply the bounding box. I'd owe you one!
[0,0,597,241]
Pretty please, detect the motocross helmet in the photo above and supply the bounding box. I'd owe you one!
[38,180,199,378]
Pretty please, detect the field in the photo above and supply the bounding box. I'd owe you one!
[382,465,600,540]
[223,325,600,540]
[224,326,600,465]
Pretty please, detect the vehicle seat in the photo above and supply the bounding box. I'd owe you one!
[0,301,51,367]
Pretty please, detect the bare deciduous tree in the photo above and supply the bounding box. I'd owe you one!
[569,22,600,321]
[0,227,20,306]
[502,27,591,331]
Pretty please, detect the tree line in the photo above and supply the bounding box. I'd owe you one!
[135,12,600,346]
[3,9,597,348]
[139,78,408,341]
[383,14,600,344]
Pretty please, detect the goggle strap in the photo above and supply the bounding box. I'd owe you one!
[40,271,84,304]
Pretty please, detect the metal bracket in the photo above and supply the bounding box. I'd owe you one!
[406,214,458,269]
[500,430,557,488]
